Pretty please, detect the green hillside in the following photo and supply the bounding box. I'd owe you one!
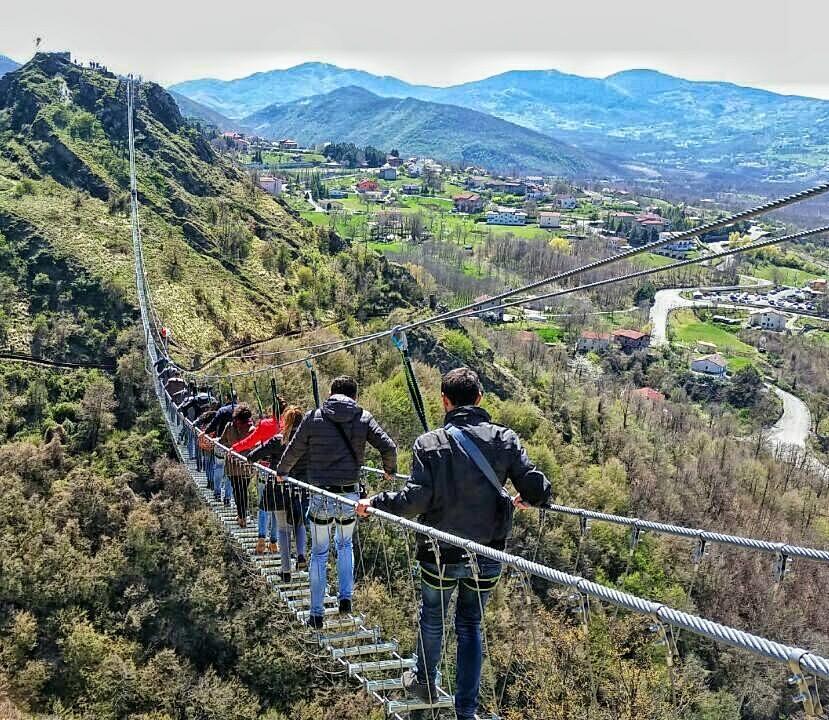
[243,86,611,177]
[0,54,419,365]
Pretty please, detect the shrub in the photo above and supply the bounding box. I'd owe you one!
[12,178,36,198]
[69,111,96,140]
[441,330,474,362]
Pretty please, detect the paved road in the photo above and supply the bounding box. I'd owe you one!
[650,289,694,346]
[650,287,744,346]
[768,385,812,449]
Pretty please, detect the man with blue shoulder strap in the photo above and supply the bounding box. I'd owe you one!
[357,367,551,720]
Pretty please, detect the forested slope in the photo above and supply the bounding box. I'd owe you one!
[1,53,828,720]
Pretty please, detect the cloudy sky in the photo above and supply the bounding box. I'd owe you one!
[3,0,828,98]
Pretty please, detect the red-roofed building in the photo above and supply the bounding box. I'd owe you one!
[357,178,380,193]
[633,212,670,231]
[453,192,484,214]
[634,387,665,402]
[612,328,651,352]
[577,330,611,353]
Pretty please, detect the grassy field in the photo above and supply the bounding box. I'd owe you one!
[669,309,758,370]
[534,325,565,343]
[751,263,823,287]
[636,252,677,269]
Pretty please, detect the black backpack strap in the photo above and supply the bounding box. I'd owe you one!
[445,423,511,502]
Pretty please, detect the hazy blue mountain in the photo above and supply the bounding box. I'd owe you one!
[173,62,829,183]
[0,55,20,78]
[170,62,425,118]
[170,90,245,132]
[243,86,611,176]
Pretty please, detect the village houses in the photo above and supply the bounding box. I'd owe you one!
[453,192,485,214]
[486,207,527,226]
[691,353,728,377]
[748,309,788,332]
[577,331,611,352]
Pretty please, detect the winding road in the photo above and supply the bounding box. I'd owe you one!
[649,289,827,474]
[768,385,811,449]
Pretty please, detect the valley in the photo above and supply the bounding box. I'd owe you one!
[0,49,828,720]
[171,62,829,189]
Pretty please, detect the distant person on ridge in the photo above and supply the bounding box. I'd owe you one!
[277,375,397,628]
[357,367,551,719]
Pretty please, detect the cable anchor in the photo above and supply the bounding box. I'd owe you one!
[390,325,408,352]
[774,550,793,584]
[692,536,707,569]
[787,651,824,719]
[579,512,592,538]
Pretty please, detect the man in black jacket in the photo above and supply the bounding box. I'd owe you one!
[278,375,397,627]
[357,367,551,719]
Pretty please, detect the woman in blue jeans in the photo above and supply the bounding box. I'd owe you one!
[248,406,310,581]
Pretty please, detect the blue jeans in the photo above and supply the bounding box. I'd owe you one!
[212,458,232,502]
[307,491,359,618]
[258,509,278,542]
[416,557,502,719]
[204,452,214,489]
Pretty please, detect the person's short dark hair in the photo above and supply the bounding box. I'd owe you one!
[331,375,358,399]
[441,368,482,407]
[232,403,252,423]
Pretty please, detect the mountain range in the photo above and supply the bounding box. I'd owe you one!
[243,86,609,176]
[171,62,829,184]
[0,55,20,78]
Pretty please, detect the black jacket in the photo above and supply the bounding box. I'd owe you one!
[178,392,212,421]
[248,426,309,513]
[371,405,551,564]
[204,403,234,436]
[277,395,397,488]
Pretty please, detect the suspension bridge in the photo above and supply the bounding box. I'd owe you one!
[126,77,829,718]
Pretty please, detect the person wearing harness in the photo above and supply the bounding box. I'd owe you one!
[357,367,552,720]
[248,405,310,581]
[221,404,255,526]
[204,400,236,504]
[178,387,213,468]
[277,376,398,628]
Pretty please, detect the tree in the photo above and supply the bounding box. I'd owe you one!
[726,365,763,408]
[634,281,657,307]
[78,375,116,448]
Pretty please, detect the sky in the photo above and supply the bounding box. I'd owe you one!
[2,0,829,98]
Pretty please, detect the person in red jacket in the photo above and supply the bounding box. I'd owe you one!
[234,415,282,554]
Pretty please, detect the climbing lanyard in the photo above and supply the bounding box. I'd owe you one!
[391,327,429,433]
[270,375,280,418]
[307,360,321,408]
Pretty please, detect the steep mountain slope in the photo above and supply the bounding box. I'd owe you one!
[170,61,424,118]
[0,54,19,78]
[243,86,611,176]
[170,89,244,132]
[0,54,420,364]
[173,62,829,183]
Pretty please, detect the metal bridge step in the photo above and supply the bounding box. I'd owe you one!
[295,606,341,619]
[385,695,455,715]
[314,614,366,631]
[348,658,416,676]
[288,595,338,610]
[363,676,406,693]
[280,587,315,599]
[320,628,379,646]
[256,558,294,568]
[330,641,398,659]
[266,572,310,587]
